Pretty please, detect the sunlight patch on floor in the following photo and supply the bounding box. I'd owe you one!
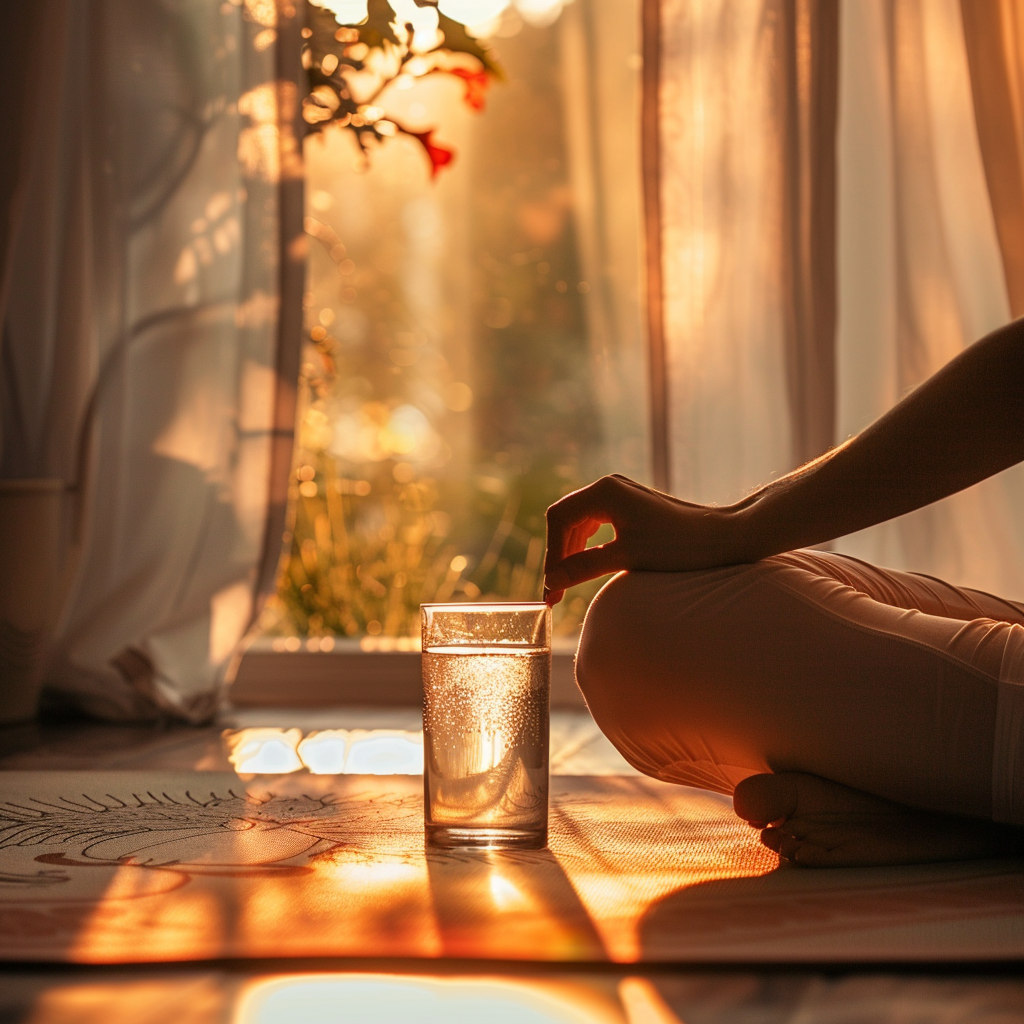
[234,974,626,1024]
[224,727,423,775]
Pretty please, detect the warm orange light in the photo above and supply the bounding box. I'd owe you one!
[617,978,683,1024]
[549,781,776,961]
[358,634,420,650]
[7,770,778,966]
[488,871,530,911]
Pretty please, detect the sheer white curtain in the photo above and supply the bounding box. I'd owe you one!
[833,0,1024,598]
[558,0,651,482]
[0,0,304,721]
[654,0,838,504]
[652,0,1024,600]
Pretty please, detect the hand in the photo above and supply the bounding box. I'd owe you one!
[543,474,747,606]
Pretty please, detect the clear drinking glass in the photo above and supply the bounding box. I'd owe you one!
[421,602,551,849]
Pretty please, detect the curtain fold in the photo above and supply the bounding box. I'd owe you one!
[833,0,1024,599]
[650,0,1024,599]
[778,0,840,470]
[559,0,651,484]
[1,0,96,483]
[0,0,305,721]
[961,0,1024,319]
[654,0,838,504]
[0,4,49,385]
[255,4,306,606]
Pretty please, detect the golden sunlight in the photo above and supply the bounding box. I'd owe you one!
[617,979,685,1024]
[224,728,304,774]
[225,728,424,775]
[235,973,624,1024]
[488,871,531,911]
[294,729,348,773]
[343,728,424,774]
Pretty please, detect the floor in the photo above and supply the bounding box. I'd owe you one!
[1,708,1022,1023]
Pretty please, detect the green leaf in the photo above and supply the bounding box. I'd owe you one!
[360,0,400,49]
[436,12,503,78]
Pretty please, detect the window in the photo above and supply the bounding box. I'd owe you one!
[256,0,646,667]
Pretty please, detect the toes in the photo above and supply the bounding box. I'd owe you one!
[733,773,798,827]
[758,825,785,854]
[759,826,832,867]
[759,826,803,863]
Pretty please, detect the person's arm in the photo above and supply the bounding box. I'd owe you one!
[544,319,1024,605]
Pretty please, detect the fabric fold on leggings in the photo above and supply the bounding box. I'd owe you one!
[575,550,1024,826]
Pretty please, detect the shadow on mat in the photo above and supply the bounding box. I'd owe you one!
[639,856,1024,960]
[426,847,606,960]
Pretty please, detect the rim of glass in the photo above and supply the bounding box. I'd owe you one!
[420,601,548,612]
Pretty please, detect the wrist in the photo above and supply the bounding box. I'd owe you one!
[720,493,772,564]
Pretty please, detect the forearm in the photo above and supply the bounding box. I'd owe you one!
[730,319,1024,560]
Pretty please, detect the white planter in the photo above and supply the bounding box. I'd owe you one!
[0,480,70,723]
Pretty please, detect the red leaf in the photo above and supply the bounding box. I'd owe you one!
[409,130,455,178]
[448,67,490,112]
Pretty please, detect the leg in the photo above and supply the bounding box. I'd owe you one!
[575,551,1024,864]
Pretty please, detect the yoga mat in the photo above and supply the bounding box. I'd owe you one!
[1,771,1022,964]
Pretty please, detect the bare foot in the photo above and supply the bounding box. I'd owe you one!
[733,772,1024,867]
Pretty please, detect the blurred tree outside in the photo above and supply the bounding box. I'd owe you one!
[264,0,647,648]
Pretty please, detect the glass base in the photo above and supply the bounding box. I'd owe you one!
[425,824,547,850]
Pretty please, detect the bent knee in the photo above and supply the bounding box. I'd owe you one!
[575,563,763,700]
[575,569,773,790]
[574,568,716,732]
[574,560,781,727]
[575,571,648,709]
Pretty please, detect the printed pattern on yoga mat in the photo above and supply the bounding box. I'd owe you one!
[0,771,1022,963]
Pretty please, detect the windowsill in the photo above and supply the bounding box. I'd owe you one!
[231,638,585,709]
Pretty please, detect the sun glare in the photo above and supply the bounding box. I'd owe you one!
[225,727,424,775]
[235,974,623,1024]
[224,728,305,774]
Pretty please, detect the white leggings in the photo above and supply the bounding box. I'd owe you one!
[575,551,1024,826]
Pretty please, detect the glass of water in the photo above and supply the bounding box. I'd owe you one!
[421,602,551,849]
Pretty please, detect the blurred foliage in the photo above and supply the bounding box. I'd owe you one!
[276,449,556,641]
[267,5,610,644]
[274,310,583,640]
[303,0,500,175]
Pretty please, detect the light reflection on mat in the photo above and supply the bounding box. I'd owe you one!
[426,847,607,960]
[235,974,625,1024]
[224,727,424,774]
